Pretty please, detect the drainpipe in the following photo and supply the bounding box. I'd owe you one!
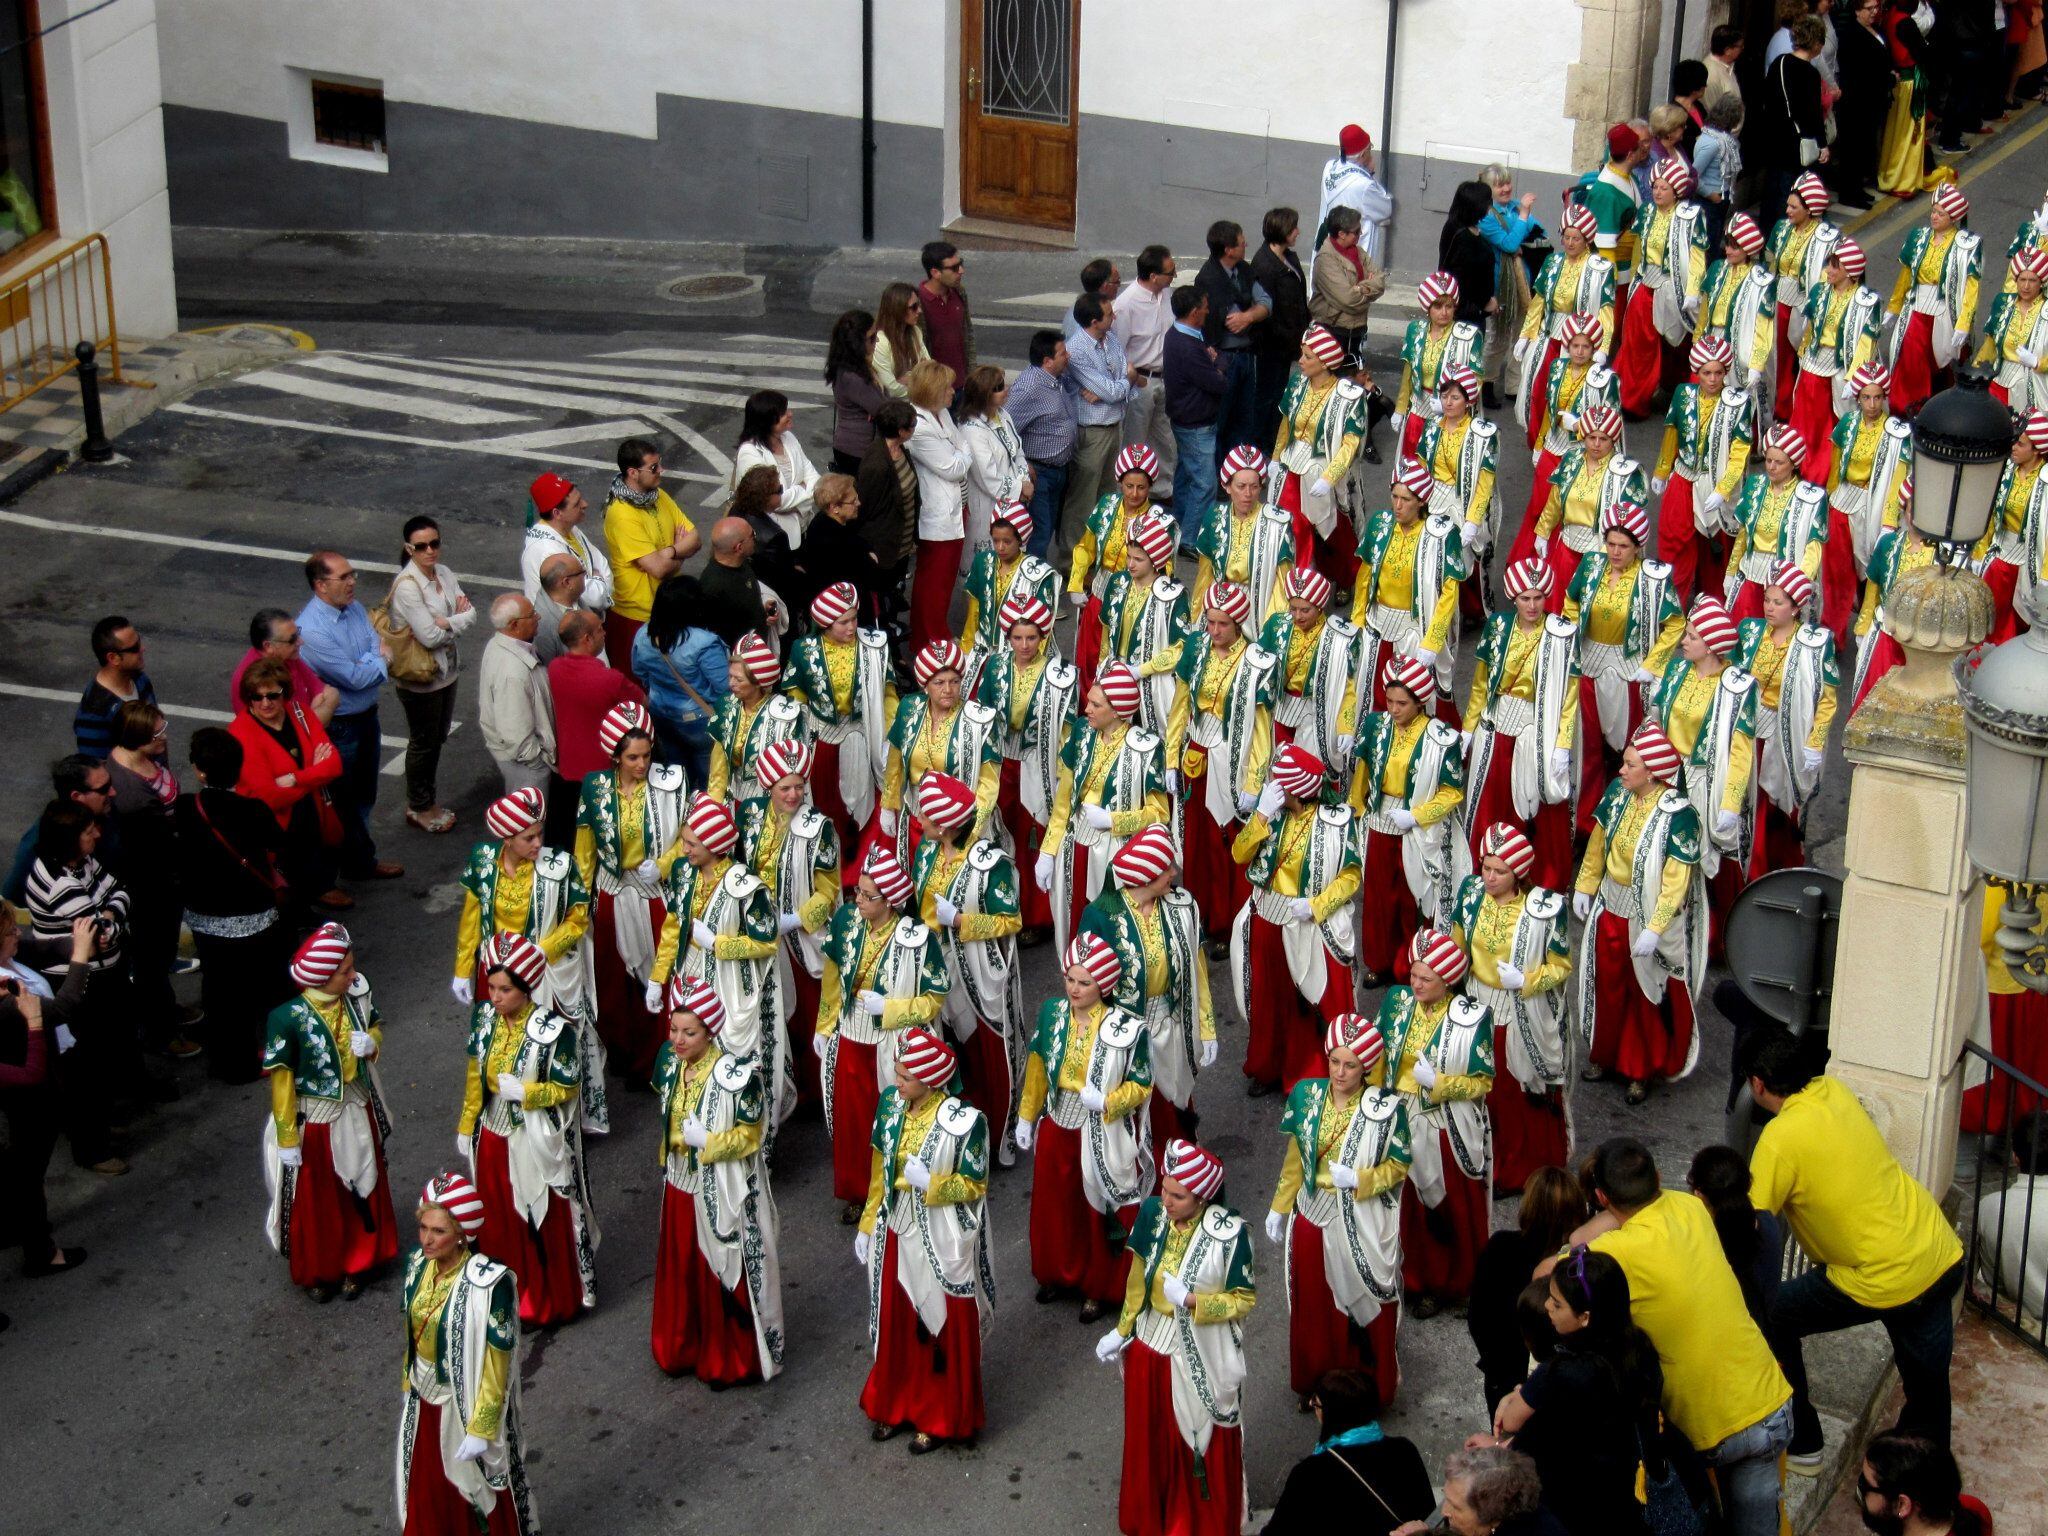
[1380,0,1398,165]
[861,0,876,243]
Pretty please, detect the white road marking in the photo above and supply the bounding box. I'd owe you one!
[232,367,538,426]
[990,291,1077,308]
[443,355,834,398]
[296,352,768,415]
[596,346,831,369]
[460,419,652,451]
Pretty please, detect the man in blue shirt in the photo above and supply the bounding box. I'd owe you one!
[1162,286,1229,541]
[73,615,156,759]
[297,550,403,881]
[1058,292,1137,562]
[1004,329,1078,561]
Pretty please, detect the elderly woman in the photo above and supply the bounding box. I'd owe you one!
[1825,361,1914,579]
[458,933,599,1327]
[1516,203,1618,450]
[1098,512,1191,739]
[1975,246,2048,414]
[1395,272,1485,461]
[229,655,344,912]
[1884,182,1982,416]
[974,589,1073,937]
[1390,1446,1565,1536]
[1267,1015,1411,1409]
[398,1170,533,1536]
[875,638,1000,869]
[959,365,1031,551]
[1733,565,1839,877]
[1016,933,1154,1322]
[650,975,784,1386]
[740,737,840,1109]
[1520,405,1647,605]
[1269,323,1370,587]
[958,503,1059,668]
[903,358,971,653]
[856,1026,994,1456]
[1071,446,1168,694]
[1309,204,1384,377]
[705,632,806,805]
[788,580,895,873]
[261,922,397,1301]
[1192,445,1297,624]
[1650,334,1759,605]
[1095,1138,1256,1536]
[1517,314,1616,537]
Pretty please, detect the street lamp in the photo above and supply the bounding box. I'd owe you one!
[1909,373,2013,561]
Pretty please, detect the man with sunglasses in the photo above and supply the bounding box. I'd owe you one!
[917,241,973,397]
[230,609,337,724]
[73,615,156,759]
[4,756,116,908]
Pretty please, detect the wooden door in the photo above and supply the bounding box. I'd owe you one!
[960,0,1079,231]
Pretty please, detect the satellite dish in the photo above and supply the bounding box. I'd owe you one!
[1726,866,1843,1034]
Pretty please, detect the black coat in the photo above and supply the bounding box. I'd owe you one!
[853,437,917,567]
[1756,53,1826,169]
[698,559,771,647]
[793,513,886,624]
[1264,1435,1436,1535]
[1439,225,1499,328]
[173,787,286,919]
[1251,243,1310,358]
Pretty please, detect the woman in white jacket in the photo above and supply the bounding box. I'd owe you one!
[391,514,479,835]
[904,359,973,654]
[730,389,820,536]
[958,364,1032,552]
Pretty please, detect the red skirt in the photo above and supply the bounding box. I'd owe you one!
[287,1116,399,1288]
[1465,734,1574,892]
[998,757,1054,929]
[1029,1118,1137,1300]
[1525,340,1564,452]
[403,1398,524,1536]
[1357,830,1421,981]
[592,887,669,1080]
[1985,557,2028,646]
[1075,595,1106,702]
[1399,1128,1490,1300]
[651,1182,763,1383]
[1514,448,1565,563]
[1655,473,1728,605]
[1773,302,1799,422]
[1245,912,1349,1091]
[1823,508,1857,641]
[859,1226,986,1440]
[1577,674,1646,835]
[1747,785,1808,878]
[1584,909,1695,1082]
[474,1127,586,1327]
[786,961,824,1108]
[1148,1093,1189,1154]
[1960,990,2048,1133]
[1888,310,1948,416]
[955,1015,1014,1141]
[1786,369,1839,486]
[1118,1339,1246,1536]
[1400,409,1427,459]
[809,739,861,883]
[1183,787,1248,941]
[828,1035,881,1205]
[1852,629,1903,711]
[1616,288,1669,418]
[1487,1043,1571,1196]
[1287,1213,1401,1402]
[1278,468,1359,589]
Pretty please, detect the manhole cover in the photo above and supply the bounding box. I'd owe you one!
[661,273,759,302]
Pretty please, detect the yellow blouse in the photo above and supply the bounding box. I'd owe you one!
[453,853,591,981]
[1463,621,1577,747]
[1393,997,1490,1101]
[1396,324,1454,414]
[1663,666,1754,812]
[1230,806,1362,916]
[857,1090,987,1232]
[706,697,770,801]
[1455,891,1573,996]
[1352,517,1461,654]
[1019,1001,1150,1123]
[269,990,378,1145]
[1574,787,1693,931]
[1268,1091,1409,1209]
[1042,722,1171,847]
[409,1257,510,1437]
[664,1046,760,1164]
[457,1003,575,1134]
[816,918,943,1037]
[1116,1213,1257,1331]
[1744,627,1838,750]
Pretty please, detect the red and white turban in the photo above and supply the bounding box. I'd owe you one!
[1771,561,1816,612]
[485,786,544,839]
[756,736,814,788]
[916,771,978,832]
[1561,313,1604,346]
[1688,595,1739,656]
[1417,271,1460,307]
[290,922,352,988]
[914,639,965,686]
[992,501,1035,544]
[811,581,858,627]
[1792,172,1830,213]
[1848,360,1894,395]
[1725,213,1765,254]
[1272,742,1326,801]
[1765,423,1809,469]
[597,700,651,758]
[666,974,725,1033]
[1504,557,1555,598]
[1832,238,1867,280]
[2014,246,2048,282]
[1479,822,1537,879]
[2020,409,2048,453]
[1302,324,1347,369]
[1284,565,1333,608]
[1204,581,1253,627]
[420,1171,487,1235]
[1690,334,1734,371]
[1384,654,1437,707]
[1654,157,1694,197]
[1933,181,1970,222]
[999,592,1054,635]
[1064,932,1124,994]
[1629,721,1683,784]
[1578,404,1623,442]
[862,845,912,907]
[685,792,738,855]
[1163,1138,1224,1201]
[734,632,781,688]
[1115,443,1161,482]
[1111,825,1177,888]
[898,1026,957,1088]
[1602,500,1651,543]
[1129,512,1177,569]
[1441,364,1480,401]
[1393,455,1437,500]
[1324,1012,1386,1071]
[1219,444,1268,486]
[484,932,548,993]
[1409,928,1470,987]
[1562,202,1599,240]
[1095,660,1143,720]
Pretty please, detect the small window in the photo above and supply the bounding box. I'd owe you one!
[311,80,385,155]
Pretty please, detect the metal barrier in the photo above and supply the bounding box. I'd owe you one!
[1958,1038,2048,1357]
[0,233,139,413]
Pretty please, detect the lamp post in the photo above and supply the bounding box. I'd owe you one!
[1957,617,2048,998]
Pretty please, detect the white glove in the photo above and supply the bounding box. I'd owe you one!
[1634,927,1663,958]
[1560,411,1580,434]
[854,1231,871,1266]
[1461,520,1483,548]
[1415,647,1438,669]
[692,919,717,950]
[1513,336,1531,364]
[1715,809,1740,839]
[1165,768,1182,794]
[904,1154,932,1191]
[1632,666,1659,684]
[934,895,960,927]
[1015,1120,1035,1151]
[1163,1275,1192,1309]
[778,910,803,935]
[635,859,658,883]
[1309,478,1333,500]
[645,980,665,1012]
[451,977,473,1007]
[1459,731,1474,753]
[1498,961,1527,992]
[1334,733,1354,760]
[1083,804,1113,831]
[1802,746,1825,774]
[1390,808,1417,832]
[1257,781,1286,820]
[1703,490,1727,519]
[1412,1055,1439,1092]
[496,1073,527,1104]
[858,990,887,1017]
[1095,1329,1126,1363]
[1573,891,1594,921]
[1592,349,1609,369]
[455,1435,490,1464]
[1080,1084,1107,1112]
[1200,1040,1218,1068]
[2021,346,2041,369]
[1534,536,1550,558]
[350,1029,376,1058]
[1330,1161,1360,1190]
[1236,792,1258,816]
[277,1144,303,1169]
[53,1023,75,1053]
[1288,897,1316,924]
[813,1032,828,1060]
[455,1133,473,1160]
[879,808,898,835]
[1550,747,1573,782]
[682,1115,708,1150]
[1650,476,1668,497]
[1035,852,1056,892]
[1069,589,1088,608]
[1265,1210,1287,1243]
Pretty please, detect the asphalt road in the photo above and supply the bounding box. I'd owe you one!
[3,116,2041,1531]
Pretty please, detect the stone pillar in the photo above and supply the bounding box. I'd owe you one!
[1565,0,1666,170]
[1829,567,1994,1194]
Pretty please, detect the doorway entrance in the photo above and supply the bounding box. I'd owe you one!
[959,0,1080,232]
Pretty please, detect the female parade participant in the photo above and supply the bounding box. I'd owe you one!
[1260,564,1360,773]
[704,633,806,805]
[1651,334,1760,603]
[458,934,598,1326]
[816,848,947,1217]
[398,1172,533,1536]
[1984,410,2048,642]
[1036,661,1170,954]
[1616,157,1708,420]
[857,1026,994,1456]
[1460,559,1580,891]
[1193,446,1297,623]
[1450,825,1573,1194]
[959,503,1059,668]
[1523,405,1647,607]
[1563,502,1683,831]
[1071,447,1167,693]
[1976,248,2048,414]
[1733,564,1839,876]
[975,591,1074,936]
[1015,933,1154,1321]
[1269,323,1369,586]
[1850,503,1937,710]
[1393,272,1484,460]
[1885,181,1983,416]
[1095,1139,1255,1536]
[1764,174,1843,419]
[262,923,396,1301]
[1163,583,1276,946]
[1352,458,1465,712]
[875,639,999,869]
[650,975,783,1386]
[1416,367,1501,601]
[1787,238,1884,492]
[1267,1015,1411,1409]
[1572,723,1703,1104]
[1698,214,1779,411]
[574,702,686,1080]
[1726,424,1833,630]
[452,787,602,1134]
[1081,824,1215,1150]
[1350,656,1468,986]
[1517,203,1617,448]
[1380,930,1494,1314]
[911,771,1024,1152]
[1826,362,1914,580]
[739,737,839,1108]
[1231,743,1361,1096]
[1516,316,1615,548]
[787,580,894,875]
[1097,511,1190,740]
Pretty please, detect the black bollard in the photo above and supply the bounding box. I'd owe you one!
[75,340,113,463]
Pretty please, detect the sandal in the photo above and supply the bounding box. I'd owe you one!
[406,807,457,834]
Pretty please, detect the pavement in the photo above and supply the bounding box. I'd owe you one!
[1,106,2043,1535]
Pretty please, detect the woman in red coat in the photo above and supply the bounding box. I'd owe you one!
[229,656,345,911]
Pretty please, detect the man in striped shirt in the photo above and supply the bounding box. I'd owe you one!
[73,615,155,760]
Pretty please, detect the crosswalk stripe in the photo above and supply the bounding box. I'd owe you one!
[233,367,538,426]
[460,419,653,451]
[990,291,1076,308]
[442,355,834,399]
[296,353,768,414]
[596,346,832,369]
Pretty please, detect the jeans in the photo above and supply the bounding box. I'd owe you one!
[652,718,713,793]
[1171,423,1218,543]
[396,682,457,811]
[1702,1398,1795,1536]
[324,707,383,877]
[1025,460,1067,561]
[1216,350,1260,458]
[1769,1259,1964,1447]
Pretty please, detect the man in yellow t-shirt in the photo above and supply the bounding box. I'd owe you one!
[1589,1136,1794,1536]
[602,435,700,675]
[1745,1032,1966,1466]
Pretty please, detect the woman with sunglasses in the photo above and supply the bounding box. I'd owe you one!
[872,282,930,399]
[230,657,347,915]
[389,515,477,836]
